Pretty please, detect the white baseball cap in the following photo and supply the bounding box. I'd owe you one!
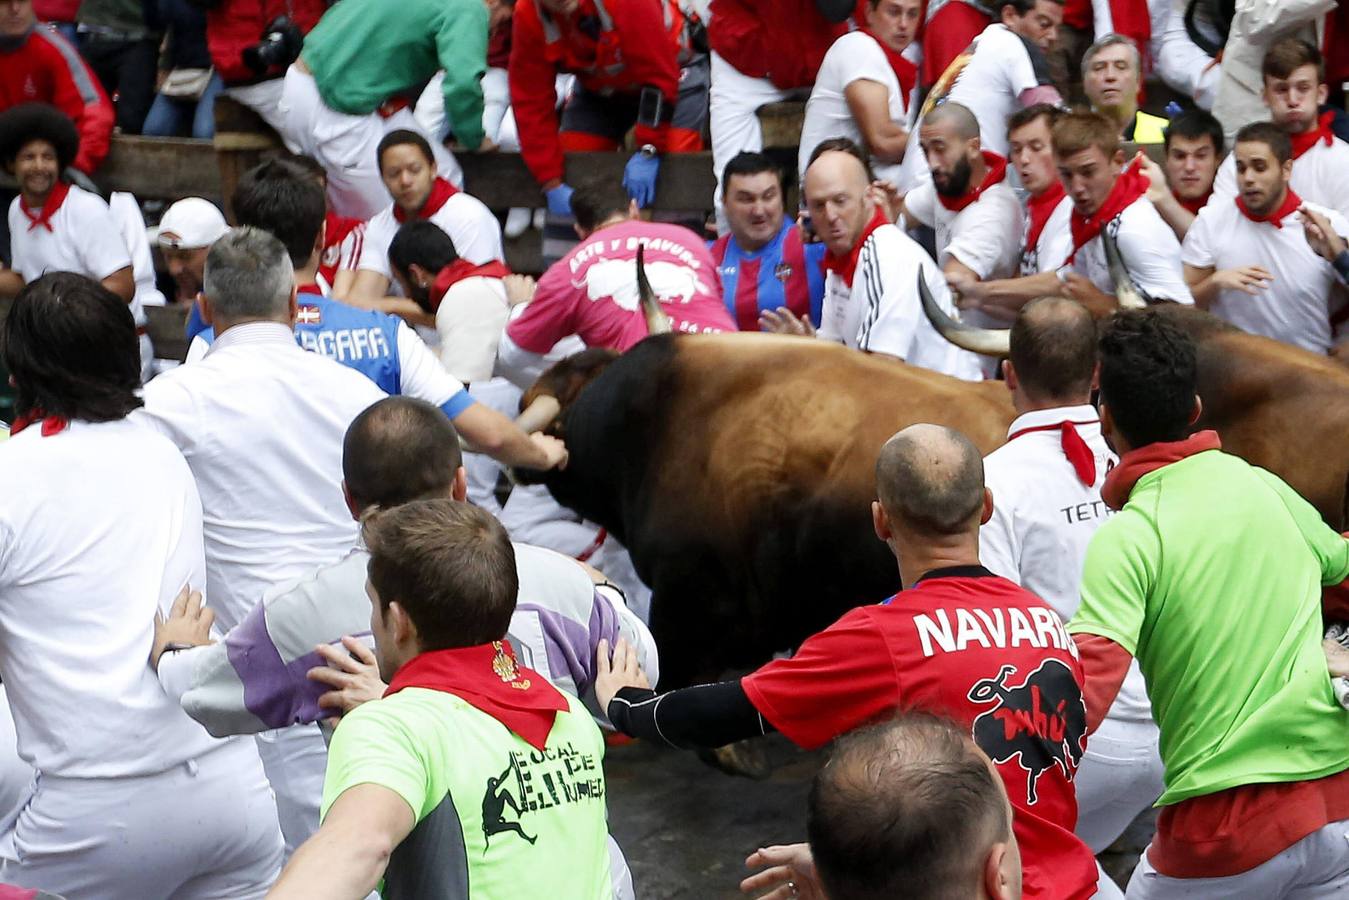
[155,198,229,250]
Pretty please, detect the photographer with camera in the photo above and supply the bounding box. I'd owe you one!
[202,0,323,139]
[266,0,500,219]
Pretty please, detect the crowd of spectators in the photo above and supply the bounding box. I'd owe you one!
[1,0,1349,898]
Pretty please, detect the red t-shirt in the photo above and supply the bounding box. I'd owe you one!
[742,567,1098,900]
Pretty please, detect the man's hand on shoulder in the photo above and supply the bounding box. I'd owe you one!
[595,638,651,713]
[1061,274,1118,318]
[308,636,387,717]
[152,586,215,671]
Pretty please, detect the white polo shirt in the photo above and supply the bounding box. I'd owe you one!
[798,31,918,191]
[1020,194,1073,275]
[817,223,984,380]
[1061,197,1195,305]
[358,192,504,282]
[8,184,131,294]
[0,418,222,777]
[980,405,1150,723]
[1212,136,1349,221]
[135,322,386,632]
[1182,198,1349,353]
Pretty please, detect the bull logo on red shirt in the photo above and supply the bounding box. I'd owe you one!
[967,660,1086,804]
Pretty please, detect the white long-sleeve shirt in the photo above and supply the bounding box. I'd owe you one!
[135,322,386,632]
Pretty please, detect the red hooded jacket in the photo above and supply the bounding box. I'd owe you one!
[0,26,114,173]
[707,0,856,90]
[509,0,682,186]
[206,0,325,85]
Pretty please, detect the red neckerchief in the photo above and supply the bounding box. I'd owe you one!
[1235,187,1302,229]
[393,177,459,224]
[1101,430,1221,510]
[296,283,322,296]
[861,29,917,107]
[1290,111,1336,160]
[1067,158,1150,262]
[18,181,71,233]
[822,205,889,288]
[937,151,1008,213]
[1024,181,1067,254]
[1008,417,1098,487]
[10,407,68,437]
[385,642,568,751]
[1174,190,1210,215]
[429,259,512,312]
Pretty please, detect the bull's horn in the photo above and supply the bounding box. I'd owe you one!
[1101,228,1148,310]
[637,243,672,335]
[515,395,561,434]
[918,271,1010,357]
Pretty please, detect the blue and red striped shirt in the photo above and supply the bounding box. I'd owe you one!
[709,222,826,331]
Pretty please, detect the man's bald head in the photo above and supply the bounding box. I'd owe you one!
[1008,297,1097,403]
[804,141,878,259]
[924,102,981,142]
[876,424,986,536]
[343,396,463,511]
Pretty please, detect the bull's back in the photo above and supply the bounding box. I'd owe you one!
[660,335,1014,525]
[1196,331,1349,529]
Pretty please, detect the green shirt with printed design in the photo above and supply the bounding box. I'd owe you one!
[323,686,613,899]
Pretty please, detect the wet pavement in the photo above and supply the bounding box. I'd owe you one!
[604,735,1154,898]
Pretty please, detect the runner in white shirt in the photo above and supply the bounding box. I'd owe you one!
[1052,111,1194,309]
[0,273,283,899]
[899,104,1021,376]
[765,143,982,379]
[1183,123,1349,356]
[945,104,1072,321]
[1210,38,1349,221]
[798,0,922,192]
[134,228,386,857]
[979,298,1162,900]
[2,106,150,374]
[347,130,503,318]
[900,1,1063,185]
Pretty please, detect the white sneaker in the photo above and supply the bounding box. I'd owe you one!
[532,208,547,230]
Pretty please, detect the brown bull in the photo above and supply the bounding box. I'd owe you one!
[521,332,1015,687]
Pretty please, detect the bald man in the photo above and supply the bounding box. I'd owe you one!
[899,103,1022,374]
[595,423,1098,900]
[764,139,981,380]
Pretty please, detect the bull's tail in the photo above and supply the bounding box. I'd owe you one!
[637,244,671,336]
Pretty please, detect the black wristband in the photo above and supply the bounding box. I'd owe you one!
[1333,250,1349,285]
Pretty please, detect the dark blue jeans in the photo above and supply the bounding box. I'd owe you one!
[142,71,224,139]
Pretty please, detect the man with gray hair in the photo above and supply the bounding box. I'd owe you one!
[595,423,1098,900]
[135,226,386,857]
[1082,34,1168,143]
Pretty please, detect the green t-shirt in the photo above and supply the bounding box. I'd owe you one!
[323,687,612,899]
[1069,450,1349,806]
[300,0,487,147]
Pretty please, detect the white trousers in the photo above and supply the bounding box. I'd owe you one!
[0,738,283,899]
[1076,714,1165,853]
[708,51,795,232]
[275,66,461,220]
[254,724,329,858]
[1127,817,1349,899]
